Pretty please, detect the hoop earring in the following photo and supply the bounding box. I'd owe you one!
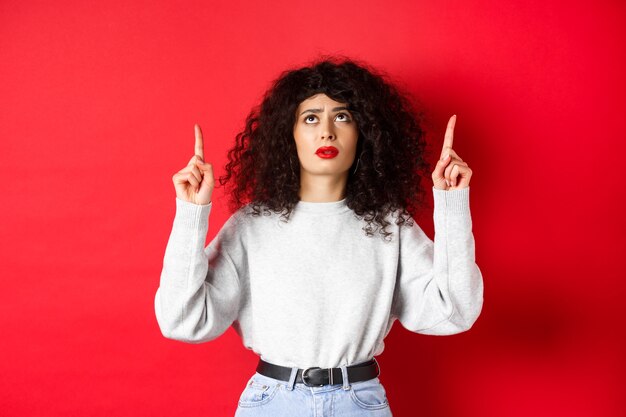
[352,146,365,175]
[352,156,361,175]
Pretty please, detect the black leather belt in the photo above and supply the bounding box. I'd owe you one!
[256,358,380,387]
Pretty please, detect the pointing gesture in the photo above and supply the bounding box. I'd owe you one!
[194,124,205,160]
[172,124,215,205]
[432,115,473,190]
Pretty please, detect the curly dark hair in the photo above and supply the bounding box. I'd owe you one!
[218,54,430,240]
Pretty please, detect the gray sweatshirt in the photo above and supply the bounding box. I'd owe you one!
[154,186,483,369]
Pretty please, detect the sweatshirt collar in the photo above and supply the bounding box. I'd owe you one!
[295,198,350,214]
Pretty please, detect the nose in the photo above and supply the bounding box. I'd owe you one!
[320,118,335,141]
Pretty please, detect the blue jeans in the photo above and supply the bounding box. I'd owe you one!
[234,364,393,416]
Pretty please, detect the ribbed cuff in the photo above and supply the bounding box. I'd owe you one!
[174,197,212,229]
[433,186,470,215]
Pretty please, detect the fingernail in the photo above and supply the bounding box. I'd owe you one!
[442,153,449,161]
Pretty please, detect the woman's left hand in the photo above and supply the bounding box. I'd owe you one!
[432,115,472,190]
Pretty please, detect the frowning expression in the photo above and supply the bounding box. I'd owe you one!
[293,93,359,179]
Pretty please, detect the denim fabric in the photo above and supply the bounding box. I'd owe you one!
[234,367,393,417]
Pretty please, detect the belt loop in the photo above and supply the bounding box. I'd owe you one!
[340,364,350,391]
[373,357,381,378]
[286,366,298,391]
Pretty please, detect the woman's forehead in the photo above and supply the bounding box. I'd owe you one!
[297,93,347,108]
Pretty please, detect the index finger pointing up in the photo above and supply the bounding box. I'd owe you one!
[194,123,205,160]
[442,115,456,156]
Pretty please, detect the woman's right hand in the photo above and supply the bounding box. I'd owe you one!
[172,124,214,205]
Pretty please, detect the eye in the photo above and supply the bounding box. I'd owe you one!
[304,115,317,124]
[335,113,351,122]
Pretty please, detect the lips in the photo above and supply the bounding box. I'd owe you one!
[315,146,339,158]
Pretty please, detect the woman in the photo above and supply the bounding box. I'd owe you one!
[155,56,483,416]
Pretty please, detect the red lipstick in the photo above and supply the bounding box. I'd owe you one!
[315,146,339,159]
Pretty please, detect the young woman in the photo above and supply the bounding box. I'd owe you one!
[155,56,484,416]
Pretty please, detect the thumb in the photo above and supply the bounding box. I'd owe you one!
[432,154,450,179]
[432,154,450,188]
[196,160,214,186]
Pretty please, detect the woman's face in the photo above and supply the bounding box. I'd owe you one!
[293,93,359,181]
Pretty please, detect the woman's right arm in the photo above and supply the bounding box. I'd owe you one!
[154,125,241,343]
[154,198,241,343]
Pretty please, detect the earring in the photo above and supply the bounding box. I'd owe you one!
[352,156,361,175]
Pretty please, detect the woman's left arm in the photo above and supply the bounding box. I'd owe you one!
[392,115,484,334]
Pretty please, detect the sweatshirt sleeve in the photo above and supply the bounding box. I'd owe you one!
[154,198,242,343]
[392,186,484,335]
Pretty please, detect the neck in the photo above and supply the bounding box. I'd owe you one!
[299,171,348,202]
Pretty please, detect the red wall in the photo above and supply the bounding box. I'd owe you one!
[1,0,624,415]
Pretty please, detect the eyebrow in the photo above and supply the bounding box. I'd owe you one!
[299,106,350,116]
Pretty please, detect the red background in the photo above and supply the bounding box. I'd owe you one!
[1,1,625,416]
